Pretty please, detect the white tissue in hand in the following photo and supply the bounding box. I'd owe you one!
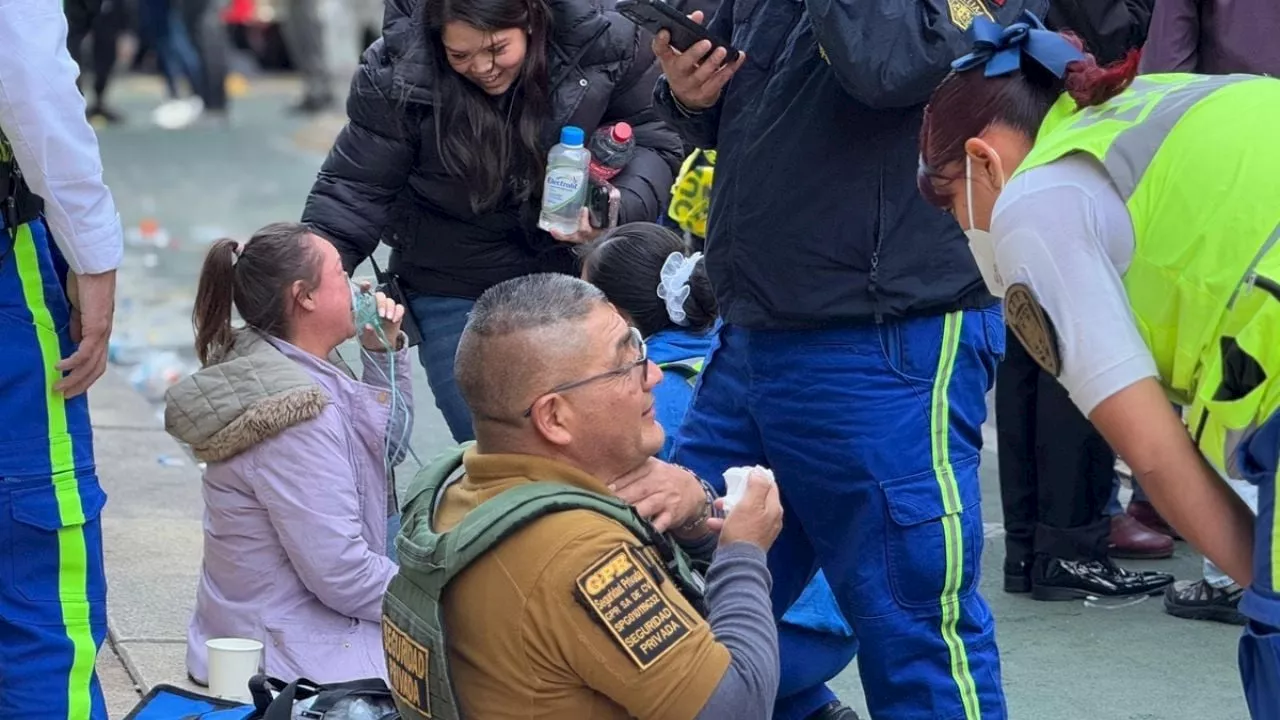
[722,465,775,514]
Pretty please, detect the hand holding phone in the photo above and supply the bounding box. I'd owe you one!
[645,9,747,112]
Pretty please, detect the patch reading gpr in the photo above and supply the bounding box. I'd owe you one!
[575,545,694,670]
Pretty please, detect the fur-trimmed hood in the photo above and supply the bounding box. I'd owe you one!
[164,331,332,463]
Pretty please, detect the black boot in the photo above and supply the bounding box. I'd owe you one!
[1030,555,1174,602]
[1004,558,1032,594]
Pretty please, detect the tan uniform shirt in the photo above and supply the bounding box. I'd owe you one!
[435,449,730,719]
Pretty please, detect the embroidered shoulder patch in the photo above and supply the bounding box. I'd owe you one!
[383,617,432,718]
[1005,283,1062,376]
[575,544,694,670]
[947,0,994,29]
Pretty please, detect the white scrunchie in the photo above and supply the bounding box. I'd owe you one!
[656,251,703,326]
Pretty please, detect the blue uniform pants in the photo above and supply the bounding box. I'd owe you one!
[1235,411,1280,718]
[0,219,109,719]
[673,309,1007,720]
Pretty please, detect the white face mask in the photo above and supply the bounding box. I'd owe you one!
[964,154,1006,297]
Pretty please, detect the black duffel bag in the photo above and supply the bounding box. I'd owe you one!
[248,675,399,720]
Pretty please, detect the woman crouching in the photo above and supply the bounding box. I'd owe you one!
[165,222,413,684]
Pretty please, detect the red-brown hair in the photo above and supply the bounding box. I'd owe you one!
[917,32,1140,207]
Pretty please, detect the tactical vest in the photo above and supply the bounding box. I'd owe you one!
[1015,73,1280,477]
[381,444,710,720]
[658,356,705,387]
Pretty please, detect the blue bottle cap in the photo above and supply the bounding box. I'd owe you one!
[560,126,585,147]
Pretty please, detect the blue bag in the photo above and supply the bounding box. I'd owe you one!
[123,684,255,720]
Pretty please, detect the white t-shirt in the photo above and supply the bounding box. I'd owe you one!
[991,153,1159,416]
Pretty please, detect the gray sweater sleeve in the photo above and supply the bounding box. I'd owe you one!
[693,542,779,720]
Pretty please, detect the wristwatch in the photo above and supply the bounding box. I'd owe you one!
[675,466,721,533]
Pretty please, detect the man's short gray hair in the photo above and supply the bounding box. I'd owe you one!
[455,273,606,421]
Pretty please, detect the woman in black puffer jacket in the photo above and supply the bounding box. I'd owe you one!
[302,0,683,442]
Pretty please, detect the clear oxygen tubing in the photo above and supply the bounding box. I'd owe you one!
[349,280,421,482]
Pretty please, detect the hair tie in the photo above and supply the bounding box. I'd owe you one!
[230,241,243,266]
[656,251,703,326]
[951,11,1085,79]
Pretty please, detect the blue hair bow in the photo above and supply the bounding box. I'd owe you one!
[951,11,1085,79]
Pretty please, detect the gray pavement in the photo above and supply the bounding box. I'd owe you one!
[90,76,1248,718]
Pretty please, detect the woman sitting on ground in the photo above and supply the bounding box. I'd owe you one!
[165,222,413,684]
[579,223,861,717]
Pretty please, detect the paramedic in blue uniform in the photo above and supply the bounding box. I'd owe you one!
[0,1,123,718]
[648,1,1045,718]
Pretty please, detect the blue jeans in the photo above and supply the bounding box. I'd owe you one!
[139,0,204,99]
[674,310,1007,720]
[408,294,476,443]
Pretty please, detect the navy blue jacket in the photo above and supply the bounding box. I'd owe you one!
[654,0,1047,328]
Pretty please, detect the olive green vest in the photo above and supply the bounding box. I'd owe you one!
[381,444,709,720]
[1015,73,1280,476]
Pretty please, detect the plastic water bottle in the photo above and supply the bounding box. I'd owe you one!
[538,126,591,235]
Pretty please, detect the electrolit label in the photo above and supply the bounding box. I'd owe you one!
[543,168,584,210]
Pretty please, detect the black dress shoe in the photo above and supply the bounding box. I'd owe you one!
[807,701,861,720]
[1004,559,1032,594]
[1031,555,1174,602]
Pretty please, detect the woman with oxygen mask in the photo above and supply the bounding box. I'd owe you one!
[164,222,414,686]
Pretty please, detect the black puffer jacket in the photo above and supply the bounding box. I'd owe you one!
[303,0,684,299]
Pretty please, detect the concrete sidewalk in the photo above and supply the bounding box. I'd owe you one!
[92,368,207,717]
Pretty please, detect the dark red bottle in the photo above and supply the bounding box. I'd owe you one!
[588,122,636,183]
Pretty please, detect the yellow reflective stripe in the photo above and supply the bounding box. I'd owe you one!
[929,311,980,720]
[13,223,96,719]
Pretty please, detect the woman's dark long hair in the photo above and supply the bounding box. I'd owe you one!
[423,0,552,213]
[580,223,718,338]
[192,223,321,366]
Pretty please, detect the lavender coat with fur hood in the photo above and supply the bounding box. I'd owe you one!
[164,330,414,684]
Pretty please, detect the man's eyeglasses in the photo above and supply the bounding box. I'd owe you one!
[522,327,648,418]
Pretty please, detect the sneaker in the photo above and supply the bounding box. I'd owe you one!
[152,97,204,130]
[1031,556,1174,602]
[806,701,860,720]
[1164,579,1246,625]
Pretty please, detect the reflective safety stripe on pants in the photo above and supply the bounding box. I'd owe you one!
[672,309,1007,720]
[0,219,108,720]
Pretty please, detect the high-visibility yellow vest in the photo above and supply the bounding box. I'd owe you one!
[668,150,716,239]
[1014,73,1280,476]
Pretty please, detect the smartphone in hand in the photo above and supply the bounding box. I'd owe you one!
[616,0,741,63]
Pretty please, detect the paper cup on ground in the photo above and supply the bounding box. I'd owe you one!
[206,638,263,701]
[722,465,775,514]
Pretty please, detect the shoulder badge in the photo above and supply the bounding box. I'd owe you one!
[947,0,994,30]
[574,544,694,670]
[1004,283,1062,376]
